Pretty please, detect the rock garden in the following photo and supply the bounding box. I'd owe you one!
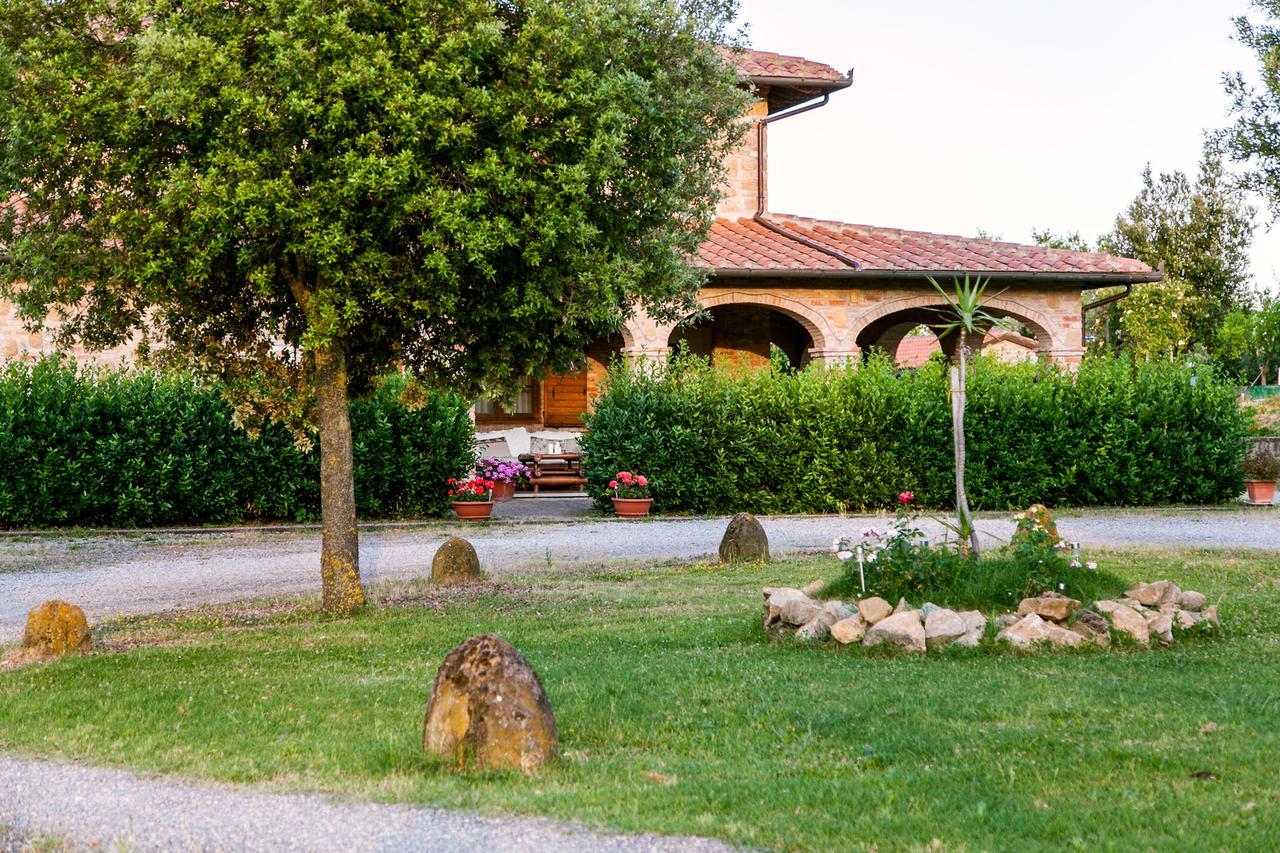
[761,501,1222,654]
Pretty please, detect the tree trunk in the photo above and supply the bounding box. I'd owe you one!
[951,338,980,559]
[314,339,365,614]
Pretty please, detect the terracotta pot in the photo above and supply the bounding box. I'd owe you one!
[612,497,653,518]
[452,501,495,520]
[491,481,516,503]
[1245,479,1277,505]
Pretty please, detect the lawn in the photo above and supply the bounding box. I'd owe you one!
[1,549,1278,850]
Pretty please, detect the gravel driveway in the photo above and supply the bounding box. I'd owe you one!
[0,756,736,853]
[1,506,1276,644]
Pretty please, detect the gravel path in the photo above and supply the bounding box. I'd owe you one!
[0,756,736,852]
[1,507,1277,644]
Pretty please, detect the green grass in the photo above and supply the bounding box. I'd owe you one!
[1,550,1279,850]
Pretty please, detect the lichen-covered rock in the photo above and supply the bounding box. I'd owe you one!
[431,537,482,586]
[857,597,893,626]
[16,600,91,664]
[422,634,557,774]
[1070,610,1111,647]
[1144,611,1174,645]
[779,596,823,627]
[1178,590,1206,612]
[955,611,987,647]
[863,610,926,654]
[1104,603,1150,645]
[994,613,1021,630]
[924,608,967,649]
[1017,591,1080,623]
[718,513,769,563]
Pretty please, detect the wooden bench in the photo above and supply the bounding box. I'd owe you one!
[519,453,587,492]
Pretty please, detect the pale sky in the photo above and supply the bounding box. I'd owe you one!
[736,0,1280,292]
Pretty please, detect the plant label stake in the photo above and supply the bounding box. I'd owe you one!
[855,544,866,593]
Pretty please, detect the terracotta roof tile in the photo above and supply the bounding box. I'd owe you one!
[698,215,1156,278]
[717,47,848,84]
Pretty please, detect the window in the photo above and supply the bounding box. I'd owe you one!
[474,377,539,422]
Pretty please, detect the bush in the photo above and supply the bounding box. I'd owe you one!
[0,357,474,528]
[580,352,1250,514]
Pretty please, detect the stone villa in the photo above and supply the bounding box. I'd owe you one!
[474,47,1161,431]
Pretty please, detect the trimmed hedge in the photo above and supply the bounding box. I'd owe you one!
[580,353,1250,514]
[0,357,474,528]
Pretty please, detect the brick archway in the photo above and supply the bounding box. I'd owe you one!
[853,292,1064,356]
[694,290,834,353]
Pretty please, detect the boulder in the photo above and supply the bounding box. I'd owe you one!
[763,589,808,628]
[999,613,1082,649]
[1203,605,1220,625]
[1017,591,1080,623]
[1070,610,1111,647]
[924,608,967,649]
[863,611,926,654]
[718,513,769,563]
[955,611,987,647]
[893,597,914,615]
[1105,603,1150,645]
[422,634,557,774]
[920,602,942,618]
[1175,609,1204,630]
[779,595,823,627]
[1179,590,1206,612]
[994,613,1021,630]
[431,537,482,586]
[998,613,1051,648]
[801,579,827,597]
[830,614,867,645]
[796,601,855,641]
[857,597,893,626]
[1144,611,1174,645]
[9,600,91,665]
[1125,581,1180,609]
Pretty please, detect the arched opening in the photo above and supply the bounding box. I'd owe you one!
[856,303,1047,366]
[669,304,815,371]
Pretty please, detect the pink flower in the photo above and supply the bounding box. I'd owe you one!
[898,491,914,505]
[609,480,618,489]
[620,472,634,484]
[637,475,648,487]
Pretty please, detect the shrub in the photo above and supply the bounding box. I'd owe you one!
[0,357,473,527]
[580,352,1250,513]
[1243,445,1280,481]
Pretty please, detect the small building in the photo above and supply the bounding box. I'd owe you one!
[472,47,1159,432]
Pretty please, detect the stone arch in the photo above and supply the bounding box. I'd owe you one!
[853,292,1062,358]
[692,290,834,353]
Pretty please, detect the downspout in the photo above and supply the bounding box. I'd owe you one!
[752,95,862,270]
[1079,260,1161,348]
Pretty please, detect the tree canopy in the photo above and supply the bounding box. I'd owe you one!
[0,0,749,610]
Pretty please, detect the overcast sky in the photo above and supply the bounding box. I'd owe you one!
[735,0,1279,293]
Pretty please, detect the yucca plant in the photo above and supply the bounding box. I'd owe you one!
[927,274,1003,559]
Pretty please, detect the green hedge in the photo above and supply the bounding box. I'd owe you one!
[580,353,1250,514]
[0,357,474,528]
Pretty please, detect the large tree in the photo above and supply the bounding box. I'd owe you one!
[1097,145,1255,354]
[0,0,748,611]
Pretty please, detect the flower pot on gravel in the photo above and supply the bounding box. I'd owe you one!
[611,498,653,518]
[453,501,495,520]
[1245,479,1276,505]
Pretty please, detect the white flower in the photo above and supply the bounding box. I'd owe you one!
[1070,559,1081,569]
[836,550,854,561]
[866,552,878,563]
[1086,561,1098,571]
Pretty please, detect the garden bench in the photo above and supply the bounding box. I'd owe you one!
[519,452,587,492]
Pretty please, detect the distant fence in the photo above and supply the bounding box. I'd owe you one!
[1251,436,1280,457]
[1244,385,1280,400]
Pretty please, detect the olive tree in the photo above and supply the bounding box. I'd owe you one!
[0,0,748,611]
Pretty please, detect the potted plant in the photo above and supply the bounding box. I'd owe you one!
[476,458,531,503]
[609,471,653,517]
[1243,445,1280,505]
[448,476,495,519]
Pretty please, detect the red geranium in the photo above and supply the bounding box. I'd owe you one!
[610,470,652,500]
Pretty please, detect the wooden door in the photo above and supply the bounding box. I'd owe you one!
[542,369,589,428]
